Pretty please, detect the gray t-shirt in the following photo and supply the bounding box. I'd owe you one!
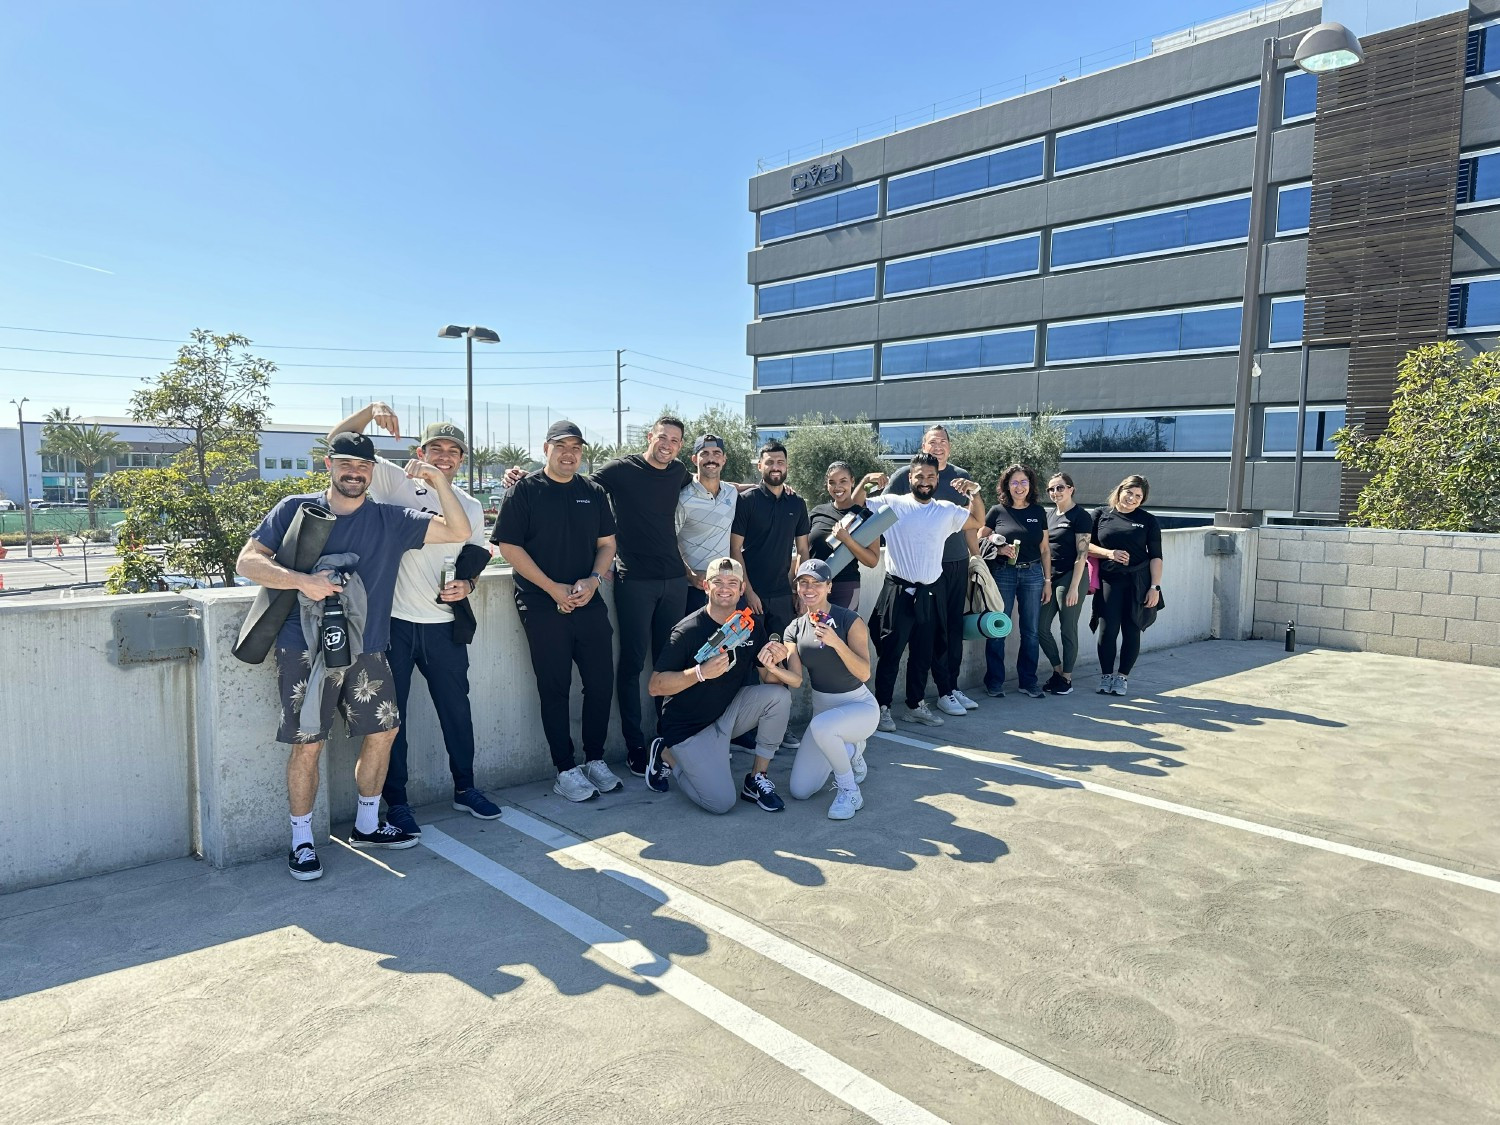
[885,462,974,563]
[784,603,864,694]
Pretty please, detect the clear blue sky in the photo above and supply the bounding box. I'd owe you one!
[1,0,1244,448]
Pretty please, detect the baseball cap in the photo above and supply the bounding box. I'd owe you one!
[420,421,468,453]
[704,557,744,582]
[544,420,588,445]
[327,431,376,461]
[795,559,833,582]
[693,434,725,454]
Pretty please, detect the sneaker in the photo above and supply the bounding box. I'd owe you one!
[877,706,897,733]
[779,731,803,750]
[581,759,624,793]
[288,843,322,881]
[952,690,980,711]
[452,788,502,819]
[553,765,599,803]
[937,693,967,717]
[828,785,864,820]
[645,737,672,793]
[1021,684,1046,699]
[349,823,419,850]
[901,701,945,727]
[741,771,785,812]
[1052,676,1074,696]
[985,686,1005,698]
[385,802,420,837]
[848,740,868,784]
[626,744,649,777]
[1097,675,1113,694]
[1042,672,1062,693]
[1111,674,1129,696]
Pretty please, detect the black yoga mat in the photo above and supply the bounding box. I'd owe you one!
[232,502,336,664]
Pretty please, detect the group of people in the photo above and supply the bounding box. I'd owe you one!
[238,410,1165,882]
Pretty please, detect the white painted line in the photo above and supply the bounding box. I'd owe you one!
[494,808,1165,1125]
[419,826,946,1125]
[875,731,1500,896]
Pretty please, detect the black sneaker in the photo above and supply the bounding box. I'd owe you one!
[288,844,322,881]
[1042,672,1062,694]
[626,744,649,777]
[645,737,672,793]
[349,822,419,850]
[741,771,785,812]
[1051,675,1074,696]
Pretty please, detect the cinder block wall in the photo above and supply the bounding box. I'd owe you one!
[1253,527,1500,665]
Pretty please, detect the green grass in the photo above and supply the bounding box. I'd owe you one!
[0,508,126,536]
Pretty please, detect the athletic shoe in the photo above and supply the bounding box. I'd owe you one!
[1110,674,1129,696]
[349,823,419,850]
[779,731,803,750]
[581,759,624,793]
[553,766,599,803]
[288,844,322,881]
[741,771,785,811]
[877,706,897,733]
[385,802,421,837]
[1097,675,1113,694]
[1020,684,1046,699]
[902,701,945,727]
[952,690,980,711]
[1051,676,1074,696]
[1042,672,1063,693]
[452,788,502,819]
[645,737,672,793]
[984,686,1005,698]
[937,693,967,717]
[848,740,868,784]
[626,744,649,777]
[828,785,864,821]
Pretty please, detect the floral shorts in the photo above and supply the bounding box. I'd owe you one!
[274,649,400,745]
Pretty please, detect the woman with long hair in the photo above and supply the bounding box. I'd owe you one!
[1037,472,1091,695]
[1088,474,1163,696]
[981,463,1051,699]
[806,461,880,610]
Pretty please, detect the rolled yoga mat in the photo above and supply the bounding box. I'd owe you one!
[963,610,1012,640]
[232,501,336,664]
[822,505,899,577]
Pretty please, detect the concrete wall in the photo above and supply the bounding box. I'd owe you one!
[1252,527,1500,664]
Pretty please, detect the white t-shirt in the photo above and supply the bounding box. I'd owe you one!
[868,492,970,586]
[369,458,487,625]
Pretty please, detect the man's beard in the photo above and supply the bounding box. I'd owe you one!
[333,475,369,499]
[912,484,935,500]
[761,469,785,485]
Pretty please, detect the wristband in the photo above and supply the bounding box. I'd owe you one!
[694,664,705,683]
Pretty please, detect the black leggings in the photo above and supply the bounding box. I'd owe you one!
[1096,576,1141,675]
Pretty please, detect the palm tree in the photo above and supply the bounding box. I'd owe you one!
[40,419,131,528]
[494,443,531,470]
[468,444,502,485]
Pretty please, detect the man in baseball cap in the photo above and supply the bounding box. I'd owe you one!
[677,434,738,615]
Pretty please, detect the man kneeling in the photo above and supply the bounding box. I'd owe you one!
[644,557,798,813]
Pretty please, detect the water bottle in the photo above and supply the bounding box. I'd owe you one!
[1285,620,1296,652]
[1009,538,1022,566]
[321,593,351,668]
[440,555,456,590]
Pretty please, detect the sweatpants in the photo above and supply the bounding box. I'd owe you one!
[789,686,879,800]
[873,580,938,709]
[667,684,790,814]
[614,574,688,750]
[384,616,475,807]
[517,597,614,772]
[929,557,968,696]
[1038,577,1084,674]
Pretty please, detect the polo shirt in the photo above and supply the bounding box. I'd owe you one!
[730,482,810,598]
[675,478,738,573]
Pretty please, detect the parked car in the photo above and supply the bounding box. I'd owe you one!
[0,499,15,511]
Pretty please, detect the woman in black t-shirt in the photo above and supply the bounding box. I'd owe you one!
[1087,474,1163,697]
[981,463,1052,698]
[807,461,880,610]
[1038,472,1093,695]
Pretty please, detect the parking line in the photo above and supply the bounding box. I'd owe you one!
[419,826,946,1125]
[875,731,1500,896]
[493,808,1166,1125]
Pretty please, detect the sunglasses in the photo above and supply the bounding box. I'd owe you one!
[1046,484,1068,492]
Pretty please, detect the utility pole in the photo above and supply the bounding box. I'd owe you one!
[9,398,33,557]
[615,349,624,446]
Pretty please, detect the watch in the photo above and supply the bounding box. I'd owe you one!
[590,571,602,583]
[1153,584,1162,590]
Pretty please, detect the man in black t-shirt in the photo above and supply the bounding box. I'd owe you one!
[494,421,622,803]
[730,440,811,638]
[643,558,797,814]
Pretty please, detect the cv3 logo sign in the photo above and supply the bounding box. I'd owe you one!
[791,160,842,193]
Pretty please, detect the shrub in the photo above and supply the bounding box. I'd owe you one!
[780,414,888,498]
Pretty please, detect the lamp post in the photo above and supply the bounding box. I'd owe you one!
[9,398,34,557]
[1217,21,1364,529]
[437,324,501,494]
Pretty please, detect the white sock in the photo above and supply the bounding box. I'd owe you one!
[355,795,380,834]
[290,813,314,850]
[832,770,857,791]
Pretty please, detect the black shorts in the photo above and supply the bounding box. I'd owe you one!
[275,649,400,745]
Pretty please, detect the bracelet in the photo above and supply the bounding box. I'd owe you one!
[694,664,705,683]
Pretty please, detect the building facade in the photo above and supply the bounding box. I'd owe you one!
[744,0,1499,521]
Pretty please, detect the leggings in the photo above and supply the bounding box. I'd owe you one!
[789,686,879,800]
[1096,576,1142,676]
[1038,577,1084,674]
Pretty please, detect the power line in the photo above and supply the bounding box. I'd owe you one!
[0,366,614,389]
[625,377,740,405]
[0,344,614,371]
[0,324,612,355]
[625,350,749,381]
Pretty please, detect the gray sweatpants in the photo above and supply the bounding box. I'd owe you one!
[789,686,880,800]
[669,683,791,814]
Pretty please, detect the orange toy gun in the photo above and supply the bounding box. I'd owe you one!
[694,607,756,664]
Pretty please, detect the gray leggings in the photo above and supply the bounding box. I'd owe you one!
[789,686,880,800]
[1038,577,1084,674]
[669,684,790,814]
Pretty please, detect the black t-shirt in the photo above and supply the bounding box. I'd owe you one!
[592,454,689,579]
[1048,505,1093,579]
[885,462,973,563]
[731,483,811,597]
[985,502,1047,564]
[808,501,872,585]
[493,470,616,609]
[1091,506,1163,575]
[654,607,771,745]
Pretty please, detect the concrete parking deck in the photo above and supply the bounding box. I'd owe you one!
[4,640,1498,1124]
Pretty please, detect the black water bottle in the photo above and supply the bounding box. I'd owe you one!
[1285,620,1296,652]
[322,592,351,668]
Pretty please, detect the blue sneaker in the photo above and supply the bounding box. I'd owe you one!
[452,788,502,820]
[741,771,785,812]
[385,803,420,837]
[645,737,672,794]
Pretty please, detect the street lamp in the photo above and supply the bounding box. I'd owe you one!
[437,323,501,494]
[8,398,34,557]
[1217,21,1364,529]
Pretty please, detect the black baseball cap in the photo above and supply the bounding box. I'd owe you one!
[544,420,588,445]
[693,433,725,454]
[328,431,376,461]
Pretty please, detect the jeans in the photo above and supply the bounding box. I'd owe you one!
[1038,576,1084,675]
[984,562,1043,693]
[385,617,475,807]
[613,574,688,750]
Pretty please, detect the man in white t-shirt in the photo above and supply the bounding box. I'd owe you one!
[855,455,984,731]
[328,403,493,836]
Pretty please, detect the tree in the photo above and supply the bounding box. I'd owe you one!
[40,420,130,528]
[641,403,758,483]
[1334,341,1500,531]
[468,444,503,484]
[945,412,1067,505]
[494,443,532,469]
[781,413,888,498]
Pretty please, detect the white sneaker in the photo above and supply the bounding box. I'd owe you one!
[581,759,623,793]
[877,706,897,733]
[1110,674,1129,696]
[828,785,864,820]
[902,701,945,727]
[1097,675,1113,695]
[937,693,967,717]
[553,766,598,802]
[848,740,868,783]
[952,690,980,711]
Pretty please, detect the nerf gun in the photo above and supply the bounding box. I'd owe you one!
[694,607,756,664]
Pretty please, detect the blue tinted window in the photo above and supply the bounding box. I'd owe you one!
[1108,313,1179,356]
[757,266,876,316]
[881,328,1035,378]
[1449,278,1500,330]
[1262,408,1346,454]
[1055,84,1258,174]
[758,184,878,243]
[887,140,1044,211]
[1276,184,1312,233]
[1046,305,1240,363]
[1458,151,1500,205]
[1051,224,1114,268]
[1269,298,1304,346]
[1180,306,1241,351]
[1063,412,1234,454]
[1283,71,1317,121]
[756,428,789,445]
[756,348,873,388]
[1467,24,1500,78]
[831,349,874,381]
[1050,196,1249,269]
[1046,320,1110,363]
[884,234,1040,296]
[879,424,926,456]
